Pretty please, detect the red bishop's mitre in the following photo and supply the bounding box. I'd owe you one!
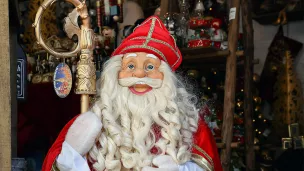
[111,16,182,71]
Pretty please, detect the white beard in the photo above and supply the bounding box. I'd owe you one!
[89,55,199,171]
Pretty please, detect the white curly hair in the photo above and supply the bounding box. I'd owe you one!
[88,55,199,171]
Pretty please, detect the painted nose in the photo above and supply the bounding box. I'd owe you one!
[133,68,146,78]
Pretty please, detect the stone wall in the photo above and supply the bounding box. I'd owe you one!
[0,0,12,170]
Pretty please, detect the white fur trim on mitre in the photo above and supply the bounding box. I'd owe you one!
[65,111,102,156]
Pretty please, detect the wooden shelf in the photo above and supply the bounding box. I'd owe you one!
[216,142,260,150]
[180,47,244,64]
[252,9,304,25]
[180,47,222,56]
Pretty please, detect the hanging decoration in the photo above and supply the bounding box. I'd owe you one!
[33,0,97,112]
[273,50,304,137]
[53,62,73,98]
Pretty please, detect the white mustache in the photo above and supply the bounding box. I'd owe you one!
[118,77,163,88]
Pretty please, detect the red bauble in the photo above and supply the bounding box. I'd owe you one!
[199,105,211,119]
[233,135,245,144]
[212,41,221,49]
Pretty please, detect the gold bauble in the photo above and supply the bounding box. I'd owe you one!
[41,73,53,83]
[253,73,260,82]
[187,70,199,79]
[271,64,278,72]
[236,101,244,108]
[253,96,262,104]
[255,106,261,112]
[32,74,42,84]
[254,137,259,144]
[201,95,209,101]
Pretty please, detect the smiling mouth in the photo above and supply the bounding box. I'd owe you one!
[129,82,152,95]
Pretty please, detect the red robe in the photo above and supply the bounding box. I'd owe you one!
[42,116,222,171]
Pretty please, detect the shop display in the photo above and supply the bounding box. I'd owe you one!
[185,0,228,49]
[15,0,304,170]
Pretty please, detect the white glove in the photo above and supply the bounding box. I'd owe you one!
[142,155,204,171]
[142,155,179,171]
[65,111,102,156]
[56,141,91,171]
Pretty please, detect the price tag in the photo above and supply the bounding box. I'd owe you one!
[229,7,236,21]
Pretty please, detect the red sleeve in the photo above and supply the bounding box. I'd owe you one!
[42,114,79,171]
[192,119,223,171]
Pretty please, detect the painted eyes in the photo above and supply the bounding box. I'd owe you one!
[127,64,135,70]
[127,63,155,71]
[146,64,155,71]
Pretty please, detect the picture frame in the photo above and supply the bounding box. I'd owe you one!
[293,136,304,149]
[282,138,292,150]
[288,123,300,137]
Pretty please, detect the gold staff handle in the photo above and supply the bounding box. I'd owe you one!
[33,0,96,113]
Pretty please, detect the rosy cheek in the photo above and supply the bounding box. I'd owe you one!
[147,72,164,80]
[118,70,132,79]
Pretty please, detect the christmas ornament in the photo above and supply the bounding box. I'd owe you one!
[187,70,199,79]
[254,137,259,144]
[255,105,261,112]
[53,62,73,98]
[32,74,43,84]
[234,114,244,125]
[236,101,244,109]
[233,135,245,144]
[193,0,205,18]
[253,73,260,82]
[209,18,227,42]
[188,0,211,29]
[212,41,221,49]
[99,26,116,51]
[274,8,287,25]
[271,63,278,72]
[163,13,178,36]
[253,96,262,104]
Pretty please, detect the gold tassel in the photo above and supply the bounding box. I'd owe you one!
[274,9,287,25]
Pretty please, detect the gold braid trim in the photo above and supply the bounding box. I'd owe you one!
[51,161,60,171]
[193,144,214,167]
[191,153,214,171]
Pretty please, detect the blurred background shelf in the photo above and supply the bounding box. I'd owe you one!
[252,9,304,25]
